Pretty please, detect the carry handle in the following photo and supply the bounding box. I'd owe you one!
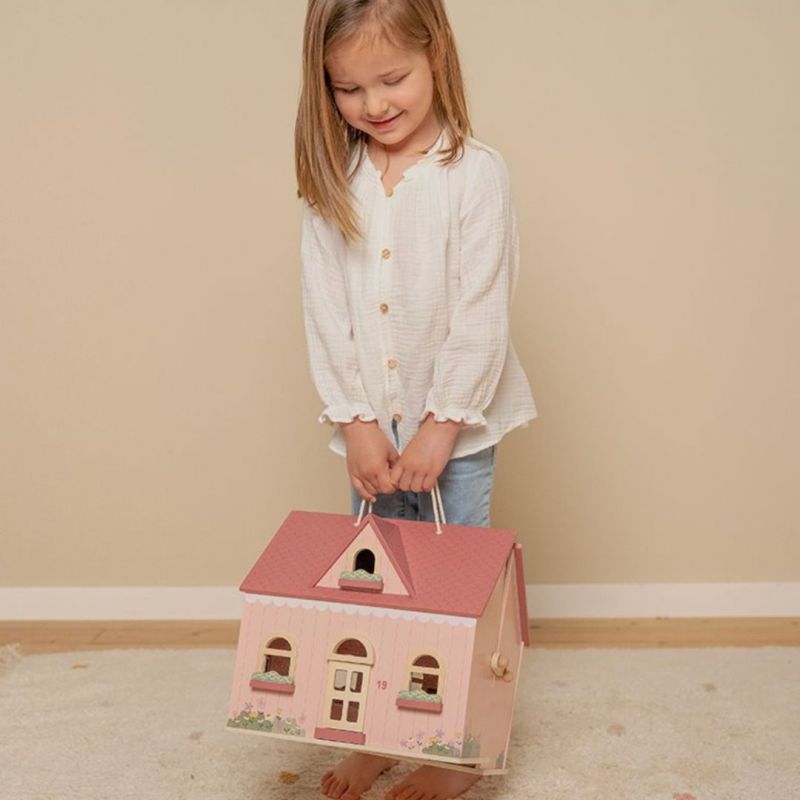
[354,480,447,534]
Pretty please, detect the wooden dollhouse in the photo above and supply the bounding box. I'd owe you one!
[226,509,529,774]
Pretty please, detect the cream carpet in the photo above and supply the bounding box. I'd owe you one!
[0,644,798,800]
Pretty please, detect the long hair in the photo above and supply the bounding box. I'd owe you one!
[295,0,472,242]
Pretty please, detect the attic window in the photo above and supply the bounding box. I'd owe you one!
[339,548,383,592]
[353,548,376,573]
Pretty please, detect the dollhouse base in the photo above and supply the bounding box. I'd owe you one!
[223,725,508,776]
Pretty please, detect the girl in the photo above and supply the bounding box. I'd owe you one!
[295,1,537,798]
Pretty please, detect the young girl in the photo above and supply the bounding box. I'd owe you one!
[295,1,537,798]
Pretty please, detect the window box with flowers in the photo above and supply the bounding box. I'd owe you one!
[249,670,296,694]
[338,568,384,592]
[395,689,443,713]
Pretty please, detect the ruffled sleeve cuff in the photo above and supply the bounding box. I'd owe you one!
[420,400,488,428]
[318,403,378,426]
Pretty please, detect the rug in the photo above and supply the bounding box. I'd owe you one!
[0,644,798,799]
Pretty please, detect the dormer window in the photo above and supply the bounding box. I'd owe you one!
[353,548,376,573]
[339,547,384,592]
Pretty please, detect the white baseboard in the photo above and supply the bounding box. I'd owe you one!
[0,587,243,621]
[525,583,800,618]
[1,583,799,621]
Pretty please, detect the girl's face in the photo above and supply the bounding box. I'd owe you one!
[326,35,439,150]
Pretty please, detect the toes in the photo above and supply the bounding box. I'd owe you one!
[330,778,346,799]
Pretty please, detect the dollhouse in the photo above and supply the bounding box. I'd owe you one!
[226,508,529,774]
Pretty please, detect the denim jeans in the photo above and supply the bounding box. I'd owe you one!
[349,419,496,528]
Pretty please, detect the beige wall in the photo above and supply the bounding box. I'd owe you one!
[1,1,798,589]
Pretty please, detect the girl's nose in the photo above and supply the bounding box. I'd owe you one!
[364,93,390,120]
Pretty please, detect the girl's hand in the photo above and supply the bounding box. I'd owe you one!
[390,414,463,493]
[341,419,399,503]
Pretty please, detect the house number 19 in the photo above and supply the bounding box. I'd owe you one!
[376,679,388,690]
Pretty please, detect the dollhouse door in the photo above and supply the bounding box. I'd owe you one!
[323,660,371,730]
[316,637,373,743]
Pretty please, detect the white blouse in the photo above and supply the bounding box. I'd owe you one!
[300,130,538,459]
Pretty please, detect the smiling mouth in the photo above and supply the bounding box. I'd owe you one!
[368,112,403,125]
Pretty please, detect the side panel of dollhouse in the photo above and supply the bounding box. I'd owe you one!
[462,557,525,772]
[226,594,478,765]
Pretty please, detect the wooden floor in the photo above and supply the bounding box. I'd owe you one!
[1,618,798,655]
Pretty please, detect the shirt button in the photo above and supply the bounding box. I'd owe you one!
[385,187,394,197]
[381,248,391,259]
[379,303,389,314]
[387,358,398,369]
[392,412,403,422]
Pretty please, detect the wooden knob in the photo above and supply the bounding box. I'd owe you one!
[490,652,504,677]
[491,652,513,678]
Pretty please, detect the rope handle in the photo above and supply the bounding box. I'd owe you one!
[354,481,446,534]
[354,499,373,526]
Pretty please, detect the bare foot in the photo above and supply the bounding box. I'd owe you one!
[384,765,481,800]
[320,752,399,799]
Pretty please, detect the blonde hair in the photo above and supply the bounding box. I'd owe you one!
[295,0,472,242]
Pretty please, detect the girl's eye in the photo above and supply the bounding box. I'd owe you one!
[335,75,406,94]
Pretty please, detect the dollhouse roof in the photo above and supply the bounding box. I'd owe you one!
[240,511,525,621]
[367,514,414,593]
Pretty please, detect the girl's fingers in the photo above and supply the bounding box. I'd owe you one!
[409,472,425,493]
[362,479,379,500]
[421,464,444,493]
[351,476,376,503]
[376,471,396,495]
[389,461,403,485]
[396,467,412,492]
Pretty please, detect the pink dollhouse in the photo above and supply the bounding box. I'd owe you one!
[226,510,529,774]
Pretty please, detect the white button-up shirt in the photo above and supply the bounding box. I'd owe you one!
[300,131,538,459]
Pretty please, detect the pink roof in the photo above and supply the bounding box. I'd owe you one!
[367,514,415,594]
[240,511,523,620]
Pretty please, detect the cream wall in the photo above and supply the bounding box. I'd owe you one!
[1,1,798,589]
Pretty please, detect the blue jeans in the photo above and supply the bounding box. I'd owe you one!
[350,420,496,528]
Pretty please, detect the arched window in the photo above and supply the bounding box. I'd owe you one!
[335,638,369,659]
[353,548,376,574]
[262,636,294,677]
[409,654,441,695]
